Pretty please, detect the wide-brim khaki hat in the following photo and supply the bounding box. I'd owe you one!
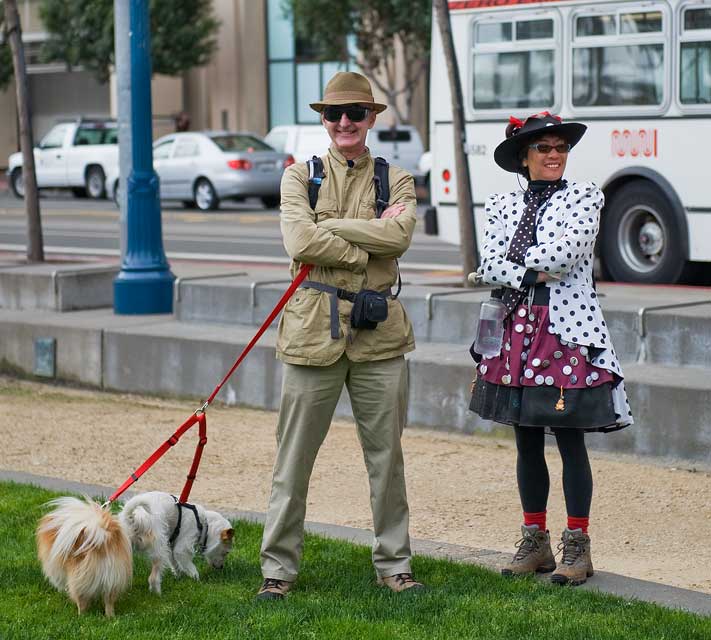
[310,71,387,114]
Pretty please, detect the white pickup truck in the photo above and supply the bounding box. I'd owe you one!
[8,119,118,199]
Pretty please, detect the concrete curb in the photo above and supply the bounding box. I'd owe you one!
[3,469,710,617]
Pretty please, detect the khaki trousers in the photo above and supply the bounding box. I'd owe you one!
[260,354,412,582]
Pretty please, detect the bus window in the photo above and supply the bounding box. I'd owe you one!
[471,17,556,111]
[680,6,711,105]
[572,9,666,108]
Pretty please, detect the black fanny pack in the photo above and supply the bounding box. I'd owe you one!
[350,289,389,330]
[300,280,393,338]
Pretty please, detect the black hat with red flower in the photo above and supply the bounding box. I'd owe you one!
[494,112,587,174]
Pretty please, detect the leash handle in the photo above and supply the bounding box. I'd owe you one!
[204,263,312,406]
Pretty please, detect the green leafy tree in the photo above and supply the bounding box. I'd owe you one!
[285,0,431,124]
[0,0,220,86]
[0,4,14,91]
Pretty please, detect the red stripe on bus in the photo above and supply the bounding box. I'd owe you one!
[449,0,564,9]
[654,129,658,157]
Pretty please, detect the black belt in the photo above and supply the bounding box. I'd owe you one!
[301,281,392,339]
[492,283,550,306]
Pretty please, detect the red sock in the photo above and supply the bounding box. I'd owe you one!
[523,511,547,531]
[567,516,589,534]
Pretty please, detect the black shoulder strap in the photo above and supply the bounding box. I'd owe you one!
[372,157,401,297]
[373,156,390,218]
[307,155,325,211]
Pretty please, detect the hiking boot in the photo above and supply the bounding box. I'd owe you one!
[377,572,425,593]
[501,524,556,577]
[551,528,594,586]
[256,577,293,600]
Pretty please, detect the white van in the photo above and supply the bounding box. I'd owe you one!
[264,125,331,163]
[368,125,424,179]
[265,123,425,180]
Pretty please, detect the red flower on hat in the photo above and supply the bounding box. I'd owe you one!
[530,111,562,122]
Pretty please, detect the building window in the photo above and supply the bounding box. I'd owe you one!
[266,0,353,128]
[572,8,666,108]
[679,5,711,105]
[471,16,557,111]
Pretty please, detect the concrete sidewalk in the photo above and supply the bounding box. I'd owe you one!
[3,468,710,617]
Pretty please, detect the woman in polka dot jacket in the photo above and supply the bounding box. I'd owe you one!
[469,113,633,586]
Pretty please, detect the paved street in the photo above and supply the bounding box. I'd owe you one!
[0,190,462,271]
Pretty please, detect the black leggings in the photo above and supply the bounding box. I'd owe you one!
[513,426,592,518]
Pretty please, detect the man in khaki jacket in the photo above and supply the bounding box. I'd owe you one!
[257,72,423,599]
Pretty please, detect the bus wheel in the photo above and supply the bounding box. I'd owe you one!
[601,181,686,284]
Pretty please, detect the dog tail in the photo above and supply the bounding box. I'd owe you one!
[119,495,158,541]
[37,496,124,563]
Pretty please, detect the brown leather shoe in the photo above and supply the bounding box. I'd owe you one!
[377,572,425,593]
[256,577,293,600]
[551,528,594,586]
[501,524,556,577]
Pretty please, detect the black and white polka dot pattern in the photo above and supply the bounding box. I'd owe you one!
[479,181,633,427]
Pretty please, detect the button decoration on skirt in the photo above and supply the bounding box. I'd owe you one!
[518,308,527,318]
[476,302,615,392]
[528,313,536,322]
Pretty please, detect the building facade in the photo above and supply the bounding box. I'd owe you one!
[0,0,427,167]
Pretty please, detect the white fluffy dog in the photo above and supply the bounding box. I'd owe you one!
[36,497,133,617]
[119,491,234,595]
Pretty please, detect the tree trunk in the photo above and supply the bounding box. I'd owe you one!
[433,0,477,285]
[4,0,44,262]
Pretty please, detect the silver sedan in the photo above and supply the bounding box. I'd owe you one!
[109,131,294,210]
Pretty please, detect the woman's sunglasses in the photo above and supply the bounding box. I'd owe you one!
[528,142,571,154]
[323,105,371,123]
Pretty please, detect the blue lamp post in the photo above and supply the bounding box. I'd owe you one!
[113,0,174,314]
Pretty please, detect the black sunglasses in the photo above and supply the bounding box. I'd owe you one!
[323,105,371,123]
[528,142,571,154]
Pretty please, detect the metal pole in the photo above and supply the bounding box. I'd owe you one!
[114,0,131,258]
[113,0,174,314]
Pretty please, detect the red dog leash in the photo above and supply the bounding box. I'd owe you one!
[108,263,313,504]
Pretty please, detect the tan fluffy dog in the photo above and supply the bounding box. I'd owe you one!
[36,497,132,617]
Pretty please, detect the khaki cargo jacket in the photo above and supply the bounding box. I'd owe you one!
[276,145,417,366]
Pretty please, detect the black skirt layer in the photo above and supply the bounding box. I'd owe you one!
[470,378,624,433]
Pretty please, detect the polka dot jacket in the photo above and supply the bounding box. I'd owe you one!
[479,181,634,427]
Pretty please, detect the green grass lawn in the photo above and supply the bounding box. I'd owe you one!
[1,481,709,640]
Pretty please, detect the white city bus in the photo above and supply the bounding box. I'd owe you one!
[429,0,711,283]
